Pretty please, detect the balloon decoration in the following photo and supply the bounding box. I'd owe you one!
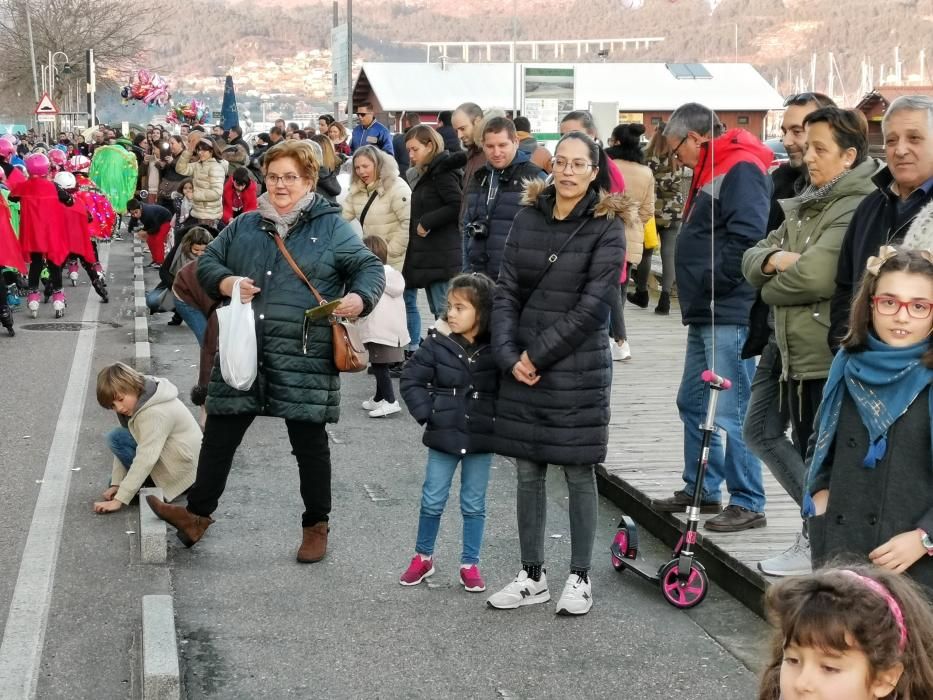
[165,100,209,126]
[120,70,171,107]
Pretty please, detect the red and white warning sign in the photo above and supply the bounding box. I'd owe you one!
[35,93,59,122]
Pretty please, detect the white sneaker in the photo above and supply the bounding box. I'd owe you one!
[368,401,401,418]
[757,533,811,577]
[617,340,632,362]
[555,574,593,616]
[486,570,550,609]
[361,397,383,411]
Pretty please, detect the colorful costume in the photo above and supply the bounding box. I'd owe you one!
[89,145,138,214]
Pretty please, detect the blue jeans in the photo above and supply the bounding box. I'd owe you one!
[107,427,137,469]
[676,324,765,512]
[174,297,208,347]
[415,448,492,565]
[404,281,450,350]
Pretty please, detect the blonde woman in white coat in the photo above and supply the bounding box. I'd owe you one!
[174,132,226,228]
[341,146,411,271]
[356,236,411,417]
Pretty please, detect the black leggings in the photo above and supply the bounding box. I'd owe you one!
[186,413,332,527]
[28,253,62,290]
[372,363,396,403]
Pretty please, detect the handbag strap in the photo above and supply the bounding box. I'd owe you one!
[271,233,326,306]
[358,190,379,226]
[528,218,589,293]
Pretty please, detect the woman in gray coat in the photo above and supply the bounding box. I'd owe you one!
[148,140,385,564]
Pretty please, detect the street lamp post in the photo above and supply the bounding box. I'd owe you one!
[48,51,72,134]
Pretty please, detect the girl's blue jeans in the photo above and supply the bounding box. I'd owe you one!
[415,448,492,565]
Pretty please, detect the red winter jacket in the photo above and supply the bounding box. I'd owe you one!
[221,178,258,225]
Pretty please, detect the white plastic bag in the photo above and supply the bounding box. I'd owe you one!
[216,277,258,391]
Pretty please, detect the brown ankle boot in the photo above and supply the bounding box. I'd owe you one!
[146,496,214,548]
[297,522,329,563]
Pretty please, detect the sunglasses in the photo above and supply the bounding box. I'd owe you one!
[783,91,833,108]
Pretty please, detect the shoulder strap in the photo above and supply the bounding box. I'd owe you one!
[271,233,326,305]
[527,218,589,293]
[358,190,379,226]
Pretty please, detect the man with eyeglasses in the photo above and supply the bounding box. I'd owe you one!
[652,102,773,534]
[831,94,933,346]
[350,102,394,156]
[461,116,544,279]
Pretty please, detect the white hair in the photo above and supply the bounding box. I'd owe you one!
[882,95,933,136]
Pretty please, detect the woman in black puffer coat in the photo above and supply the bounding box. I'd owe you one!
[486,131,631,616]
[403,125,463,350]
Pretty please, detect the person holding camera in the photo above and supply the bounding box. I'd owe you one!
[462,117,545,280]
[155,136,187,211]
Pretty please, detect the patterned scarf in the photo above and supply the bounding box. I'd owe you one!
[795,169,849,207]
[257,191,316,238]
[803,334,933,516]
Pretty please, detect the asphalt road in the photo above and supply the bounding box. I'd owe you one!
[0,242,770,699]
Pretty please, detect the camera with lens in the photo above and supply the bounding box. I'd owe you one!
[465,221,488,240]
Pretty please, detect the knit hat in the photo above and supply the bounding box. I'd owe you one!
[903,199,933,251]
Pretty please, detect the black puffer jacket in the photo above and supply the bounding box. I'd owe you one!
[492,180,630,466]
[400,321,498,455]
[403,151,463,288]
[462,149,545,279]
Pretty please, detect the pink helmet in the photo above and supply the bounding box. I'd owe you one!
[67,155,91,172]
[48,149,67,167]
[25,153,50,177]
[0,140,14,159]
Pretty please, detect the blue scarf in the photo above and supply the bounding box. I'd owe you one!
[803,334,933,516]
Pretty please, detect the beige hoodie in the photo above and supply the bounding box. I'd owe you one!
[111,378,201,505]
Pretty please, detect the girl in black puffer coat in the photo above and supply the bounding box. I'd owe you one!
[399,273,499,593]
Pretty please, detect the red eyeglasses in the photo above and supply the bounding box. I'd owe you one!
[872,295,933,319]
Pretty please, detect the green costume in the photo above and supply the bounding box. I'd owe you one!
[89,145,138,214]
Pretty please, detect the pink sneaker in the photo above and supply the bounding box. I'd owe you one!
[460,564,486,592]
[399,555,434,586]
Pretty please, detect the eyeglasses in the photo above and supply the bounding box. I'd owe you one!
[670,135,688,160]
[266,174,304,187]
[550,157,594,174]
[872,295,933,319]
[783,92,833,108]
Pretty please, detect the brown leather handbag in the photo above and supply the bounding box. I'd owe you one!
[272,233,369,372]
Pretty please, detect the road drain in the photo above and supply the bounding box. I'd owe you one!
[20,322,97,332]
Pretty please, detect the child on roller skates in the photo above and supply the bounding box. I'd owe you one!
[94,362,201,514]
[398,273,498,592]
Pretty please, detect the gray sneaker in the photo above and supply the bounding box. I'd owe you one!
[757,533,811,577]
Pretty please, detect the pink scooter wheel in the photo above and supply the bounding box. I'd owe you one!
[659,559,709,609]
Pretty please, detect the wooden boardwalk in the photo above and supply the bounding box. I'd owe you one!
[598,295,799,614]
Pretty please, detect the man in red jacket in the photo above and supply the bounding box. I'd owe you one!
[221,167,258,226]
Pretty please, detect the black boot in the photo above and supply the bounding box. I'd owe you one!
[92,276,109,303]
[655,291,671,315]
[167,312,183,326]
[0,303,13,336]
[627,289,649,308]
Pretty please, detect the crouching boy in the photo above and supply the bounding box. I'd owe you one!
[94,362,201,514]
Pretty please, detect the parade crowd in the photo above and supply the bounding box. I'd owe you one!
[4,90,933,700]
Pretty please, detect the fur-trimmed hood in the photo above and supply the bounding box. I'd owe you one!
[348,147,402,196]
[904,198,933,251]
[520,177,641,233]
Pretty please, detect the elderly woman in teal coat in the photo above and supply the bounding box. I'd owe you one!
[148,140,385,564]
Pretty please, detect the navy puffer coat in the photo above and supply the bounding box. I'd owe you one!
[492,180,631,465]
[197,195,385,422]
[400,321,498,455]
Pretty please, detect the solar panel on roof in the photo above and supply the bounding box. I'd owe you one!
[665,63,693,79]
[686,63,712,79]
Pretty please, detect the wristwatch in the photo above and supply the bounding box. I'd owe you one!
[920,529,933,556]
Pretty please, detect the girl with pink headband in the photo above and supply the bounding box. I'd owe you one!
[759,565,933,700]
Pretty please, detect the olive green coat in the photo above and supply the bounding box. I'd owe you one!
[742,158,879,380]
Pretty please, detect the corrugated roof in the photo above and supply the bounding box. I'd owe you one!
[356,61,784,112]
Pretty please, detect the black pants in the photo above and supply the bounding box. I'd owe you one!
[28,253,62,290]
[371,363,395,403]
[187,413,332,527]
[786,377,826,459]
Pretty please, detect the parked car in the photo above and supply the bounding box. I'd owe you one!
[764,138,789,172]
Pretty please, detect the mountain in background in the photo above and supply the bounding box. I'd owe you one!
[143,0,931,109]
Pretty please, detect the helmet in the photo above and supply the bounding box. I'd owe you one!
[25,153,50,177]
[48,149,67,167]
[0,134,16,144]
[0,140,14,159]
[53,171,76,190]
[67,155,91,172]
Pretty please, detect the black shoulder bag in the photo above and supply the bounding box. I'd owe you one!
[358,191,379,227]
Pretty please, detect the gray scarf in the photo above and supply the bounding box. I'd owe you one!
[257,191,316,238]
[796,169,849,206]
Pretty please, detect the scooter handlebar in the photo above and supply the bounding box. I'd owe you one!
[701,369,732,390]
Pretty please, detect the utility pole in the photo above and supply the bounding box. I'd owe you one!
[333,1,338,120]
[25,4,40,133]
[86,48,96,127]
[347,0,353,120]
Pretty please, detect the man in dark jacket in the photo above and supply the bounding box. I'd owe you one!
[451,102,489,225]
[392,113,420,174]
[226,125,250,154]
[830,95,933,346]
[652,103,773,532]
[436,111,462,154]
[513,116,552,173]
[127,198,173,268]
[462,117,545,279]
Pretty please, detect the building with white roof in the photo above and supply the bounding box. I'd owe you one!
[352,61,784,138]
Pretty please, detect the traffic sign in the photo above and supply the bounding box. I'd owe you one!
[37,114,56,123]
[35,93,59,116]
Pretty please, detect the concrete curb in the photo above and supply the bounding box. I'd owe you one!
[596,467,767,617]
[133,243,152,372]
[141,595,181,700]
[139,488,167,564]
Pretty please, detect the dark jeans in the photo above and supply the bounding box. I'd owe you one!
[787,376,825,463]
[187,414,331,527]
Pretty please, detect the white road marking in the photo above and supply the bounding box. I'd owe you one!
[0,246,108,697]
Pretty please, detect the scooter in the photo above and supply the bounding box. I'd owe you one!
[609,369,732,610]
